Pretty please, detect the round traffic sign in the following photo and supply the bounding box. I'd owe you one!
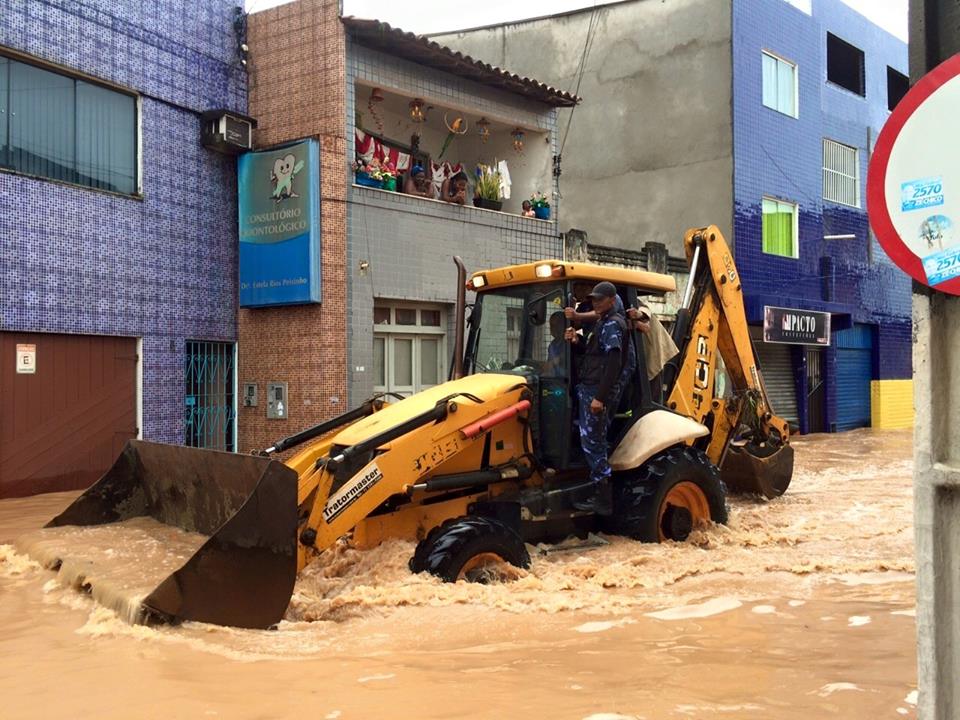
[868,53,960,295]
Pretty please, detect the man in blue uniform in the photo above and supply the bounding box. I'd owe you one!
[564,281,627,515]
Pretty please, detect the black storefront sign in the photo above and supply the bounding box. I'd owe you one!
[763,305,831,346]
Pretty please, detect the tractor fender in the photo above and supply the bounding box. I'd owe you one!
[609,409,710,472]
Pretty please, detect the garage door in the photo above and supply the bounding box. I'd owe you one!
[0,333,137,498]
[752,329,799,427]
[835,324,874,431]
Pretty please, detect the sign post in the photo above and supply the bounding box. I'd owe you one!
[868,54,960,296]
[762,306,831,346]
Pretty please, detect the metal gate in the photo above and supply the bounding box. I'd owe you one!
[752,329,799,427]
[0,332,137,498]
[806,347,826,433]
[185,341,236,452]
[835,324,874,431]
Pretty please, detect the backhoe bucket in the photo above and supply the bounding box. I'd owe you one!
[45,440,298,629]
[721,442,794,499]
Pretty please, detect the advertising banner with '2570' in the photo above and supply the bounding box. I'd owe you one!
[238,139,321,307]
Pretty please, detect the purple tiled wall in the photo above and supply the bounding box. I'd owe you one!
[732,0,911,430]
[0,0,246,443]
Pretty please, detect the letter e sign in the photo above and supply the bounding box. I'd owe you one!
[16,344,36,374]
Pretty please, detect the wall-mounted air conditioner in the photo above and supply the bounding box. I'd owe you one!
[201,109,258,155]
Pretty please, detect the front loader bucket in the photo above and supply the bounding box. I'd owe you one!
[721,442,794,499]
[45,440,298,629]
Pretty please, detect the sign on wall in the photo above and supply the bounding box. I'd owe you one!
[868,54,960,296]
[15,344,36,374]
[763,306,830,345]
[238,139,321,307]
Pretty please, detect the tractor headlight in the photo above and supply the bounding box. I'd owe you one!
[470,274,486,289]
[535,264,553,278]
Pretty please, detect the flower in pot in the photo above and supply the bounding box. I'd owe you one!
[380,162,397,191]
[473,163,503,211]
[531,191,551,219]
[354,158,384,188]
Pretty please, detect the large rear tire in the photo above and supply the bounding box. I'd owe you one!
[604,445,727,542]
[409,516,530,583]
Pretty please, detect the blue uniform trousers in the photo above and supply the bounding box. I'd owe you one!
[577,384,613,484]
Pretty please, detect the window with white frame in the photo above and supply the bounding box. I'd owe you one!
[762,197,799,258]
[762,51,798,117]
[372,303,446,396]
[822,139,859,207]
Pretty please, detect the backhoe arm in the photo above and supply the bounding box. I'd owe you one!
[665,226,794,498]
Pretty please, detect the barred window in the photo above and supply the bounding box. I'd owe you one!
[822,139,859,207]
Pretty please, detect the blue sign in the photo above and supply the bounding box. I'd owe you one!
[238,139,321,306]
[900,176,944,212]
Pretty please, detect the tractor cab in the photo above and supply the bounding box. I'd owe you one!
[461,260,677,474]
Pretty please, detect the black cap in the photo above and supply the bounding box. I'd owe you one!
[587,281,617,299]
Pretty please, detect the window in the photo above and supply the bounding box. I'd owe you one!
[0,54,137,194]
[887,67,909,110]
[762,51,798,117]
[762,197,798,258]
[822,139,859,207]
[373,303,446,396]
[826,33,865,96]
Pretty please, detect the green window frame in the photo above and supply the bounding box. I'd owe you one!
[762,197,798,258]
[0,53,138,195]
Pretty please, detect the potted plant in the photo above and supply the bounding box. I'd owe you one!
[473,163,503,211]
[531,191,551,220]
[353,159,382,188]
[380,162,397,191]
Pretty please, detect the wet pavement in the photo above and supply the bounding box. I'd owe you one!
[0,429,917,719]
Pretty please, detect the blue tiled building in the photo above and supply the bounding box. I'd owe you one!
[0,1,247,496]
[441,0,913,435]
[732,0,911,433]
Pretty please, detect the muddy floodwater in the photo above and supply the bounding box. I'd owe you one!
[1,429,917,719]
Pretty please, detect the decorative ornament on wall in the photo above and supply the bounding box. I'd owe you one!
[409,98,426,123]
[368,87,384,134]
[439,112,469,159]
[511,127,525,154]
[476,117,490,144]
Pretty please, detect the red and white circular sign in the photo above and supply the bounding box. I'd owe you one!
[868,54,960,296]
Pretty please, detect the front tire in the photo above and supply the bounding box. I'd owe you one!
[410,516,530,583]
[604,446,727,542]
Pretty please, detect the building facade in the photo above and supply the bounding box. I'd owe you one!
[240,0,571,452]
[0,1,247,497]
[438,0,912,434]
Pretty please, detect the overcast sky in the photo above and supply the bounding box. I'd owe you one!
[244,0,908,40]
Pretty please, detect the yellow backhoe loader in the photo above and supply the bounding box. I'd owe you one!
[43,226,793,629]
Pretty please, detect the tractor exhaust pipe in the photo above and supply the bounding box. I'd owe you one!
[452,256,467,379]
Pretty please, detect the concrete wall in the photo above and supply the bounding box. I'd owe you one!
[345,37,563,405]
[0,0,246,443]
[433,0,734,257]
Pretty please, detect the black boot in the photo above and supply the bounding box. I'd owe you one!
[572,479,613,516]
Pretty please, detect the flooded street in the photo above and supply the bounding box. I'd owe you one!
[0,429,917,719]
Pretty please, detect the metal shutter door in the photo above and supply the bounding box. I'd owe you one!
[753,334,799,427]
[835,324,873,431]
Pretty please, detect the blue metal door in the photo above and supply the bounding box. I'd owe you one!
[834,324,873,431]
[185,341,236,451]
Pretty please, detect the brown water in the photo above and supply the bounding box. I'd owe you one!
[0,429,918,719]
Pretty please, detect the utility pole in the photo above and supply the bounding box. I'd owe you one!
[910,1,960,718]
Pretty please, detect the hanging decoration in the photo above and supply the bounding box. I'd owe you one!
[367,87,384,134]
[511,127,525,154]
[409,98,426,123]
[477,117,490,144]
[439,112,469,159]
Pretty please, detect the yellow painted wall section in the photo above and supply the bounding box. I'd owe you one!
[871,379,914,429]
